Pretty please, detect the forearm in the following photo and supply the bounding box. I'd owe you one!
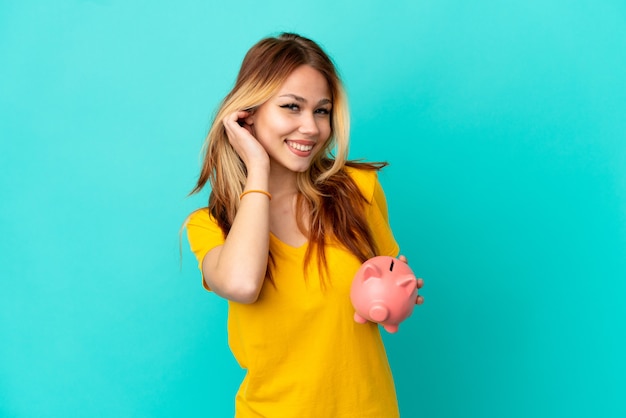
[202,168,270,303]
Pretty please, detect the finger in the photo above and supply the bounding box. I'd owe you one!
[223,116,255,145]
[416,278,424,289]
[235,110,251,126]
[222,113,237,134]
[231,109,250,119]
[224,110,250,130]
[398,254,408,263]
[415,295,424,305]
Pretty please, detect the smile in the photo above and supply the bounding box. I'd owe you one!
[286,140,314,152]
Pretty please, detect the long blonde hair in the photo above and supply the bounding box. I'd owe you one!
[191,33,385,284]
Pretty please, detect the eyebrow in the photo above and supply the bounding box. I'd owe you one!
[279,94,332,106]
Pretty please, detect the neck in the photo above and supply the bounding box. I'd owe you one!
[267,162,299,198]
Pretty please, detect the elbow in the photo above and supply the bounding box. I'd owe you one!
[203,263,265,304]
[234,290,260,304]
[226,289,260,305]
[217,275,263,304]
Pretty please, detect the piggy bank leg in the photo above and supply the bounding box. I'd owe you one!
[354,312,368,324]
[383,324,399,333]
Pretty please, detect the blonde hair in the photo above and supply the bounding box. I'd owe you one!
[191,33,384,285]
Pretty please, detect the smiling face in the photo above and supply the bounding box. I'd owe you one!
[248,65,332,176]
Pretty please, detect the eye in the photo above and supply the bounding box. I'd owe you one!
[315,107,331,116]
[280,103,300,111]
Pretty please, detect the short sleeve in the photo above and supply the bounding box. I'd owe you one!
[184,208,226,291]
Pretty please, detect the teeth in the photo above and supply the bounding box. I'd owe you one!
[288,141,313,152]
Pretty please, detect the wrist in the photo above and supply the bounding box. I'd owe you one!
[246,162,270,180]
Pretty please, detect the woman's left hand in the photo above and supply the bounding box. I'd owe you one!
[398,255,424,305]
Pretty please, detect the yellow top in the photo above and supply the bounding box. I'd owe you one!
[186,167,400,418]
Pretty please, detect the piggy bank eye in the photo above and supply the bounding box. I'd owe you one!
[389,259,395,272]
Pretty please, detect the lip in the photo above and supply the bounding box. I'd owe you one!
[285,139,316,157]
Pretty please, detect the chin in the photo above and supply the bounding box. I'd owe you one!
[283,156,315,172]
[273,153,319,174]
[290,164,313,173]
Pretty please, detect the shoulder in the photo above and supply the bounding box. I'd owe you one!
[342,164,398,257]
[343,165,379,203]
[184,207,225,266]
[185,207,213,227]
[343,164,394,222]
[184,207,223,239]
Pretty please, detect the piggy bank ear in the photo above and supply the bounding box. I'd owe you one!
[396,276,417,296]
[361,263,381,282]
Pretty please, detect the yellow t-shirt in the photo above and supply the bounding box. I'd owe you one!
[186,167,400,418]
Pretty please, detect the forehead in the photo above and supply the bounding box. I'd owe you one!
[276,65,331,100]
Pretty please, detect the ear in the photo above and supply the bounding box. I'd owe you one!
[244,108,255,125]
[361,264,381,283]
[396,276,417,296]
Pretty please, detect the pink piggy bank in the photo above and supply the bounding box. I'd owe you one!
[350,256,418,333]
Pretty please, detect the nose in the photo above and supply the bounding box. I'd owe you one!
[298,112,320,137]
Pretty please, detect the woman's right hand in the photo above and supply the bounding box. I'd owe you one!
[202,110,271,304]
[222,110,270,171]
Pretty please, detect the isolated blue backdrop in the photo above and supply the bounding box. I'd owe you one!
[1,1,625,417]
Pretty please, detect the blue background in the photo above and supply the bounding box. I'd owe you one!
[1,1,625,417]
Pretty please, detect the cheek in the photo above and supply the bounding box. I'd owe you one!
[320,121,332,141]
[255,113,293,141]
[315,125,332,152]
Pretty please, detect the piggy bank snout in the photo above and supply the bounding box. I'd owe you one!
[369,305,389,322]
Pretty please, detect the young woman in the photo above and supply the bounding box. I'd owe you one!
[186,33,424,417]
